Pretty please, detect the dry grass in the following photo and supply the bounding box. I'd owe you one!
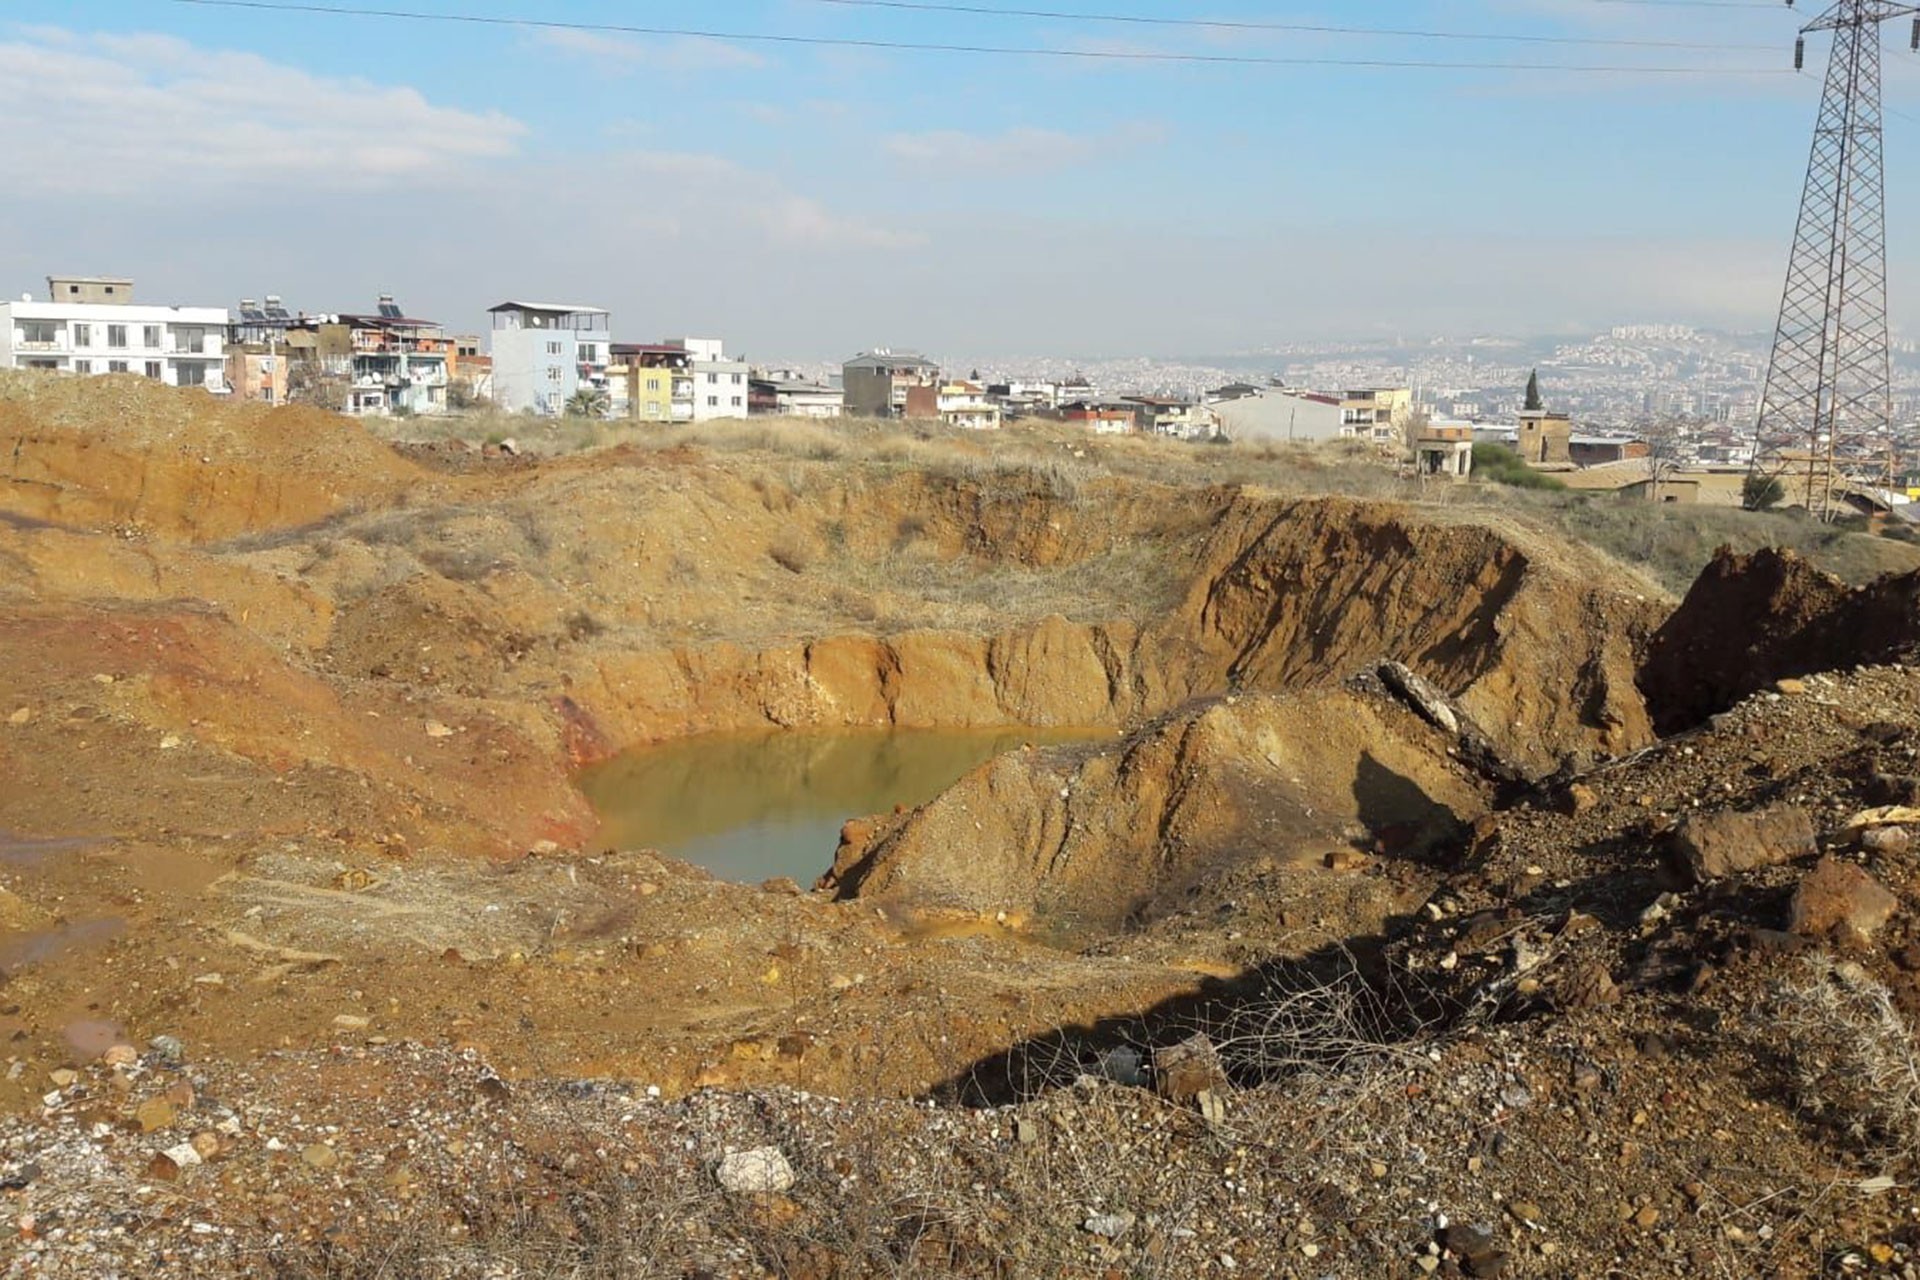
[1771,954,1920,1165]
[365,408,1919,603]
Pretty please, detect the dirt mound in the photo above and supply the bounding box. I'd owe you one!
[1638,546,1920,734]
[1162,495,1660,773]
[827,687,1489,924]
[0,373,425,542]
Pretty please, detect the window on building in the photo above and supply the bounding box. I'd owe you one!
[19,320,59,346]
[578,345,597,363]
[707,395,717,406]
[107,325,127,348]
[73,359,92,375]
[72,323,91,348]
[546,342,562,356]
[143,326,162,350]
[731,396,742,407]
[732,373,743,384]
[647,401,661,416]
[143,361,162,379]
[108,360,129,374]
[176,328,205,355]
[707,372,717,384]
[645,376,660,391]
[548,367,563,382]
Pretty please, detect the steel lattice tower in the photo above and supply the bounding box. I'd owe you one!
[1756,0,1917,518]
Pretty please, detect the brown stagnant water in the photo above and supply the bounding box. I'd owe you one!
[580,726,1111,884]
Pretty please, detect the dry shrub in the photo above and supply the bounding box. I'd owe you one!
[1771,954,1920,1162]
[768,532,817,574]
[1200,952,1434,1082]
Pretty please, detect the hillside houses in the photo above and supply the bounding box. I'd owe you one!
[0,271,1651,473]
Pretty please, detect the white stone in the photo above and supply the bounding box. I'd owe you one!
[716,1147,795,1195]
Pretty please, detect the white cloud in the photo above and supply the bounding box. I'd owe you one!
[536,29,765,74]
[0,28,523,197]
[601,151,925,249]
[883,123,1163,172]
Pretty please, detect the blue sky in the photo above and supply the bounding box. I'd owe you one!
[6,0,1917,357]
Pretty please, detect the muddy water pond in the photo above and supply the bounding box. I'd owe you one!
[581,727,1108,884]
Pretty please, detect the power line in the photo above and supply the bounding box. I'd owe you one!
[796,0,1780,52]
[1589,0,1779,8]
[164,0,1795,74]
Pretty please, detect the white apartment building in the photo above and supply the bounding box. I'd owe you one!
[487,301,612,416]
[668,337,750,421]
[0,277,228,391]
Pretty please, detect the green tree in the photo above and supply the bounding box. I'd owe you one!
[1743,471,1786,511]
[1471,442,1565,491]
[1523,369,1542,412]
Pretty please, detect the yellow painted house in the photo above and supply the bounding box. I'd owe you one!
[607,342,694,422]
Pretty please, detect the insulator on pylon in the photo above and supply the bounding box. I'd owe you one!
[1911,16,1919,49]
[1796,37,1806,70]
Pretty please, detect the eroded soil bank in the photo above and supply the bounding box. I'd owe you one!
[9,378,1920,1275]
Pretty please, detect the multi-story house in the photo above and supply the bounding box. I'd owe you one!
[674,337,751,422]
[842,349,939,417]
[226,296,294,405]
[487,301,612,416]
[0,276,228,391]
[275,297,451,416]
[907,380,1002,429]
[1339,387,1415,446]
[608,343,693,422]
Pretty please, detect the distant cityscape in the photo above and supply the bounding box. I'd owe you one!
[941,324,1920,434]
[2,274,1917,503]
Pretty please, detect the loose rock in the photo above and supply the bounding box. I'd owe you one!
[1667,804,1815,884]
[716,1147,796,1195]
[1790,858,1900,947]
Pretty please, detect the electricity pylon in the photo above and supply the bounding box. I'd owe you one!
[1754,0,1919,518]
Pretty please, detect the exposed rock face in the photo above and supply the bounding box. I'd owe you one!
[1152,497,1660,774]
[569,496,1666,778]
[1639,547,1920,735]
[825,689,1489,923]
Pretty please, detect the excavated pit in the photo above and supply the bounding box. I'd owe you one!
[0,375,1709,1098]
[1,378,1665,872]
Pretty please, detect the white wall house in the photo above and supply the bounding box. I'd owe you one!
[0,277,228,391]
[935,381,1002,430]
[690,359,750,420]
[487,301,612,416]
[663,337,750,422]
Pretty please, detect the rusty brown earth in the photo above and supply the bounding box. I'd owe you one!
[6,375,1920,1277]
